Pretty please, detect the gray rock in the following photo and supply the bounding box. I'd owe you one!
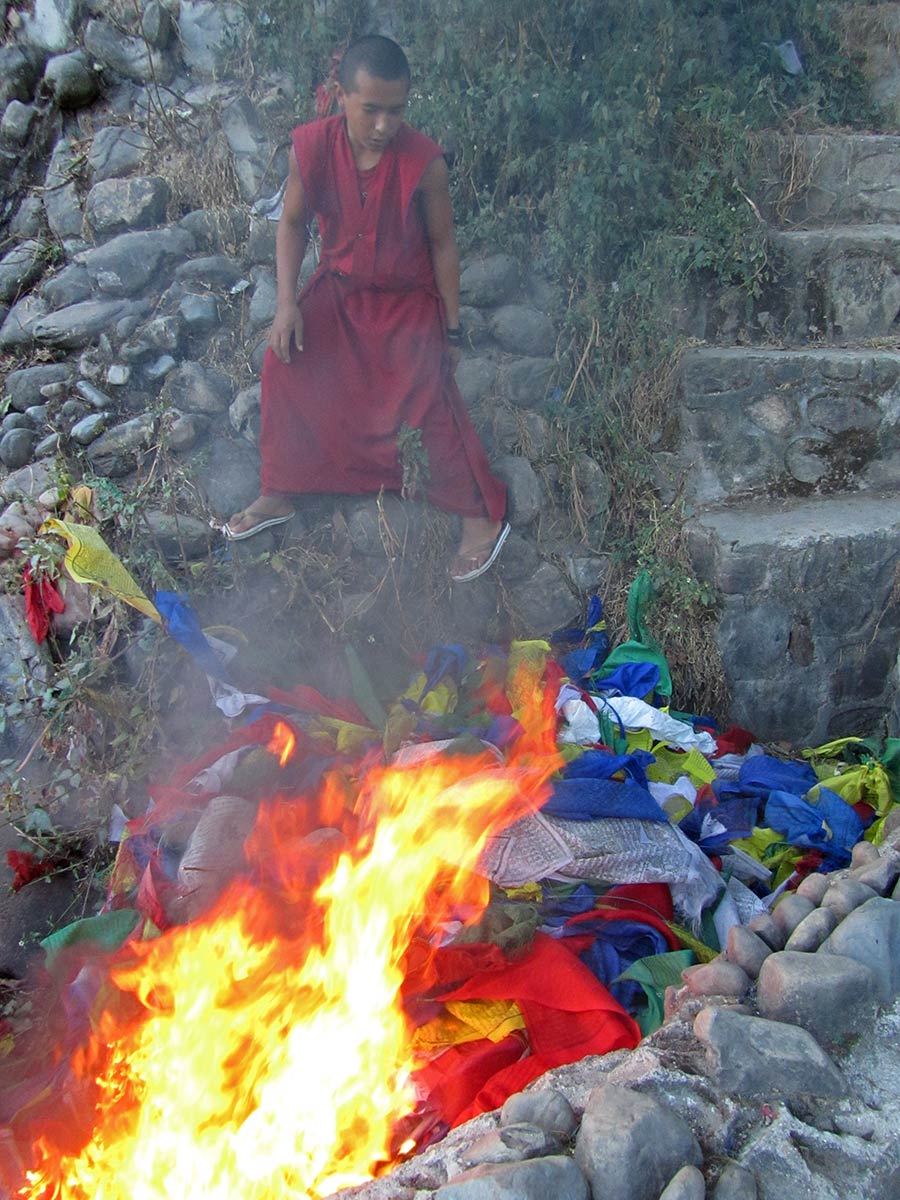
[488,408,551,459]
[144,510,211,559]
[499,1089,577,1139]
[821,896,900,1003]
[88,125,152,181]
[18,0,80,52]
[833,1110,876,1139]
[179,0,249,77]
[86,413,155,469]
[195,437,260,518]
[562,547,609,593]
[24,406,48,425]
[42,50,99,109]
[659,1165,705,1200]
[220,95,271,201]
[2,414,35,434]
[42,138,83,240]
[460,254,521,307]
[1,100,36,142]
[84,176,171,238]
[246,215,277,266]
[725,925,772,979]
[784,906,838,952]
[0,461,57,502]
[850,841,881,869]
[0,44,43,108]
[693,1005,846,1099]
[682,959,750,999]
[122,314,184,360]
[459,304,491,346]
[179,292,219,331]
[79,227,194,296]
[4,364,71,412]
[436,1155,589,1200]
[106,364,131,387]
[491,305,555,356]
[821,878,878,922]
[772,894,816,939]
[70,413,108,444]
[851,856,900,896]
[42,263,92,309]
[747,912,783,950]
[460,1123,562,1167]
[32,299,131,349]
[795,873,830,904]
[575,1083,702,1200]
[456,357,498,407]
[178,207,249,252]
[175,254,244,289]
[499,356,555,409]
[0,294,48,349]
[713,1162,757,1200]
[0,430,36,469]
[60,400,89,426]
[162,361,231,414]
[494,530,542,582]
[756,949,878,1043]
[141,0,176,48]
[508,561,577,634]
[572,453,610,522]
[34,433,61,458]
[229,384,261,443]
[164,410,205,451]
[0,240,45,306]
[145,353,177,379]
[9,197,45,241]
[83,18,173,84]
[248,270,277,331]
[493,455,542,526]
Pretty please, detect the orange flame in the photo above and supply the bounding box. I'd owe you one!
[21,683,560,1199]
[267,721,297,768]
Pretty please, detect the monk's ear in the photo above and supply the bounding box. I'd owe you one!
[335,84,347,111]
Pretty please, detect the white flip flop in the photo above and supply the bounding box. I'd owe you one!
[221,510,295,541]
[450,521,511,583]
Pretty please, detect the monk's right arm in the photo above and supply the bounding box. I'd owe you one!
[269,148,308,363]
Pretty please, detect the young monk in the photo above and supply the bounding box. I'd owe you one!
[224,35,510,582]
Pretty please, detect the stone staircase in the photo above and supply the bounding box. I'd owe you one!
[681,13,900,744]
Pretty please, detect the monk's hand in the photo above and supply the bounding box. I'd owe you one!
[269,302,304,363]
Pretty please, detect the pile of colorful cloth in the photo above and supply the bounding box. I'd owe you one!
[4,568,899,1144]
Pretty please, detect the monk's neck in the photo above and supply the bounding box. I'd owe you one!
[344,121,387,171]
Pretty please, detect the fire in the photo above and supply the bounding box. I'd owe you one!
[268,721,296,768]
[20,685,560,1199]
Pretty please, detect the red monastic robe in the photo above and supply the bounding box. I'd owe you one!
[259,115,507,521]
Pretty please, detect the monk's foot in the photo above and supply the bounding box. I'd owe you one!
[450,517,511,583]
[222,496,295,540]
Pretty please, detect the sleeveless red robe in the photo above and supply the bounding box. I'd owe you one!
[258,115,506,521]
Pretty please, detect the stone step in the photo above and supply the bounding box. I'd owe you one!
[687,489,900,745]
[759,133,900,227]
[674,346,900,506]
[768,224,900,341]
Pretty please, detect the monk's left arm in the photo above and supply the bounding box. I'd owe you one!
[420,157,461,330]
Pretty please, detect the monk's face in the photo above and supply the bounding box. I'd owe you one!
[337,69,408,156]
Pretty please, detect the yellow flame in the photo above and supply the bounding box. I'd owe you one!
[22,701,560,1200]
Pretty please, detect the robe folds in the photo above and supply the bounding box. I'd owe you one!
[259,114,507,521]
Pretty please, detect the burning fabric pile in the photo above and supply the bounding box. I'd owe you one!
[1,578,898,1199]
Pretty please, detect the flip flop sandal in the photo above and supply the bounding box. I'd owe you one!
[221,509,295,541]
[450,521,511,583]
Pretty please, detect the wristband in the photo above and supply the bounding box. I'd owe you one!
[446,326,464,346]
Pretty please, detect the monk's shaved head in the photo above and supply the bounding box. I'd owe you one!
[338,35,410,92]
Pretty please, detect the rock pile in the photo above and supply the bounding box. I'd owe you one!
[346,835,900,1200]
